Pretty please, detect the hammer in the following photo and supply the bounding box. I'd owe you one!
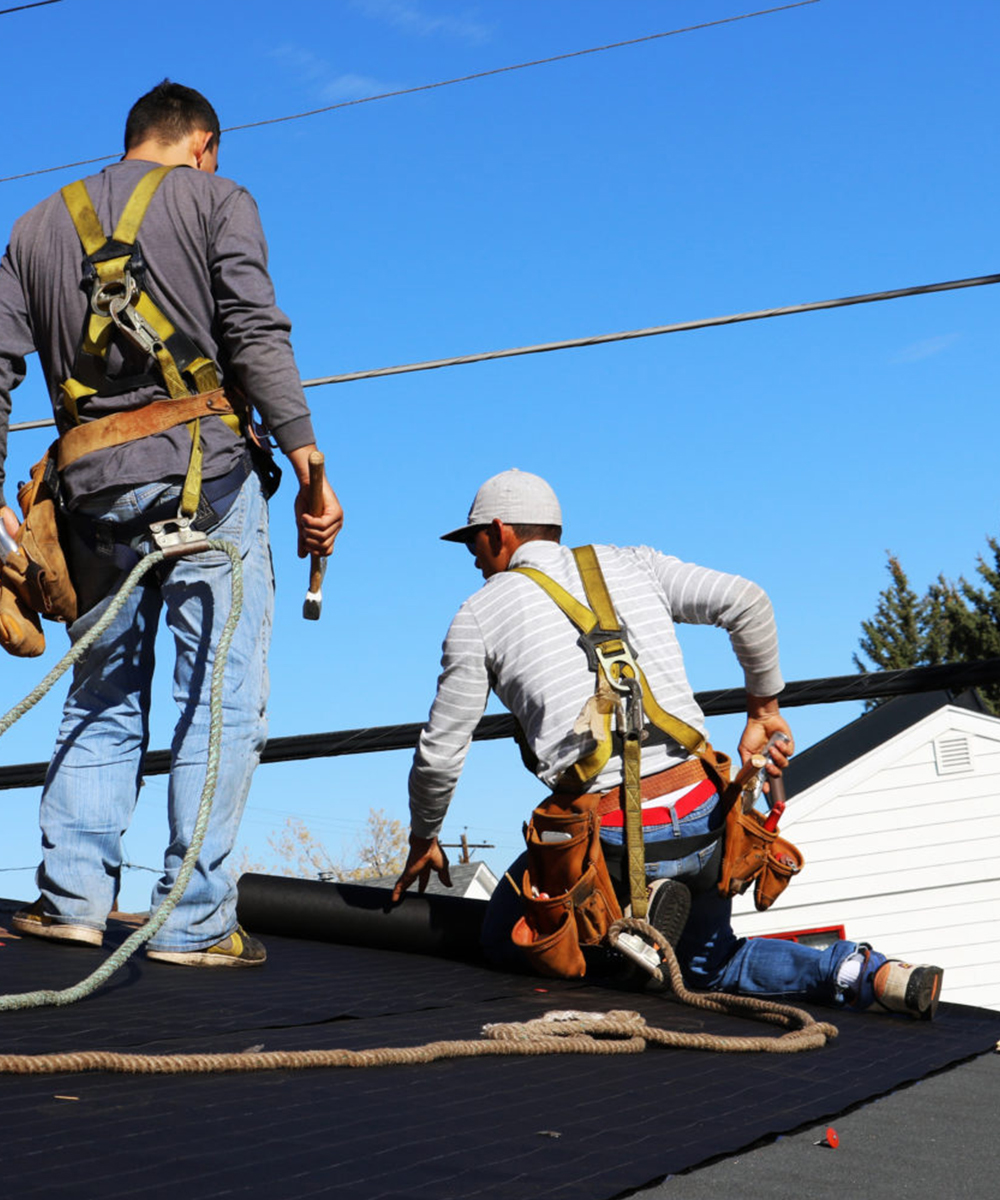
[302,450,326,621]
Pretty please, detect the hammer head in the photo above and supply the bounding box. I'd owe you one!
[303,558,326,620]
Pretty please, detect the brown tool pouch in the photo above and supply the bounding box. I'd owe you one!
[511,792,623,978]
[0,445,78,657]
[718,803,803,912]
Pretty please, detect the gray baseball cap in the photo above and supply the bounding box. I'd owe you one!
[440,468,563,542]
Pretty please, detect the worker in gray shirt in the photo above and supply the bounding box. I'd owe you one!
[0,80,342,966]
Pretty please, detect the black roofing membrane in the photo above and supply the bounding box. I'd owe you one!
[1,918,999,1199]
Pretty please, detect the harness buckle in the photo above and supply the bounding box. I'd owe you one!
[148,515,210,559]
[578,628,641,697]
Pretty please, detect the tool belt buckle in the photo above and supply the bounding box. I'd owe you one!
[149,515,210,559]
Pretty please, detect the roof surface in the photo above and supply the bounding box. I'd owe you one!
[2,884,998,1200]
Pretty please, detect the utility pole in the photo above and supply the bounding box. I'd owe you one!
[440,829,494,865]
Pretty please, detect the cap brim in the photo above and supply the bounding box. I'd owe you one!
[440,523,485,544]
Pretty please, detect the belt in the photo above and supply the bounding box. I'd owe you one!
[594,756,709,819]
[599,777,717,829]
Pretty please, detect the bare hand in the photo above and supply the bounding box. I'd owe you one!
[287,444,343,558]
[294,476,343,558]
[391,836,452,903]
[1,505,19,540]
[738,695,794,781]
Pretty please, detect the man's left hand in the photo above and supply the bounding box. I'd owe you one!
[391,835,452,903]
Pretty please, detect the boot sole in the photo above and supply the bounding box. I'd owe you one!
[646,879,692,949]
[11,916,103,946]
[906,965,944,1020]
[146,948,266,968]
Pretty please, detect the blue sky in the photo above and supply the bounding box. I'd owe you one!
[0,0,996,908]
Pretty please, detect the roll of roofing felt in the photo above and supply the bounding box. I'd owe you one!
[235,873,488,961]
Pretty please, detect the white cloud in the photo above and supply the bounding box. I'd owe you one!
[269,44,333,83]
[320,73,403,102]
[350,0,493,43]
[268,45,401,104]
[889,333,962,364]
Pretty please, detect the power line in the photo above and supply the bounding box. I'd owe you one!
[0,2,821,185]
[0,1,62,15]
[7,271,998,434]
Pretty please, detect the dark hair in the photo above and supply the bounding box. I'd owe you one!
[509,523,562,543]
[124,80,220,152]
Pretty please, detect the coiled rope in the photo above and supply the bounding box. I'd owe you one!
[0,538,243,1012]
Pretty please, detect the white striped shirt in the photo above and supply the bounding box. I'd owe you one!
[408,541,783,838]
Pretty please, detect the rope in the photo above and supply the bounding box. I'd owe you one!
[0,539,243,1011]
[0,4,821,184]
[607,918,838,1052]
[0,921,836,1073]
[10,272,998,435]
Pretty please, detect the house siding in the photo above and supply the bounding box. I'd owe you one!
[731,705,1000,1012]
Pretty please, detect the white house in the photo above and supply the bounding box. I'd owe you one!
[731,690,1000,1012]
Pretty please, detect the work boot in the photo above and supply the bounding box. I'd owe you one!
[646,879,692,950]
[146,925,267,968]
[11,898,103,947]
[851,945,943,1020]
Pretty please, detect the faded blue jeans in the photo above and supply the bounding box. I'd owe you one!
[483,787,857,1004]
[35,471,273,952]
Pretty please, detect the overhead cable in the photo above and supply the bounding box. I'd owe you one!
[8,271,998,434]
[0,1,62,15]
[1,659,996,790]
[0,2,821,184]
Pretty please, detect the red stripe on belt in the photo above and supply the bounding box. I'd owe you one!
[599,778,717,829]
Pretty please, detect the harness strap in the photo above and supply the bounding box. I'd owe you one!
[59,167,226,517]
[513,551,708,773]
[514,545,711,919]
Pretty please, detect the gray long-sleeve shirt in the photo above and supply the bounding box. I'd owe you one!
[0,159,315,506]
[408,540,784,840]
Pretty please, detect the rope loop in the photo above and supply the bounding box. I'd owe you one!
[0,539,244,1013]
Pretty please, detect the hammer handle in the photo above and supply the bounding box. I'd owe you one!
[308,451,325,591]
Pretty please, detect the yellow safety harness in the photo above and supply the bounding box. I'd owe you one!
[513,545,709,918]
[59,164,240,517]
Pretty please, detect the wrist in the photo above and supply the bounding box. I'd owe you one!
[746,694,781,721]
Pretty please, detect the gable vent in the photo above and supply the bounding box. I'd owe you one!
[934,735,973,776]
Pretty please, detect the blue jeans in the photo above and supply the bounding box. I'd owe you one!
[483,789,857,1004]
[36,472,273,951]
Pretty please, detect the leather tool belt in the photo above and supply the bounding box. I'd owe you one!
[0,389,239,659]
[718,800,803,911]
[511,791,623,979]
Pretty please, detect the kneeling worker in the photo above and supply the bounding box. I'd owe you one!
[392,468,943,1018]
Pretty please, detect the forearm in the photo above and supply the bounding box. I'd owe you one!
[408,609,491,839]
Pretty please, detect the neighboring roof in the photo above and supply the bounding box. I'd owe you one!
[782,688,991,799]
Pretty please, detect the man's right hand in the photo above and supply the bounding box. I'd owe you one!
[287,444,344,558]
[391,835,452,902]
[1,505,18,540]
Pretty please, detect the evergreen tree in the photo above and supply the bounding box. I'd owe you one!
[947,536,1000,713]
[855,539,1000,715]
[853,554,925,677]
